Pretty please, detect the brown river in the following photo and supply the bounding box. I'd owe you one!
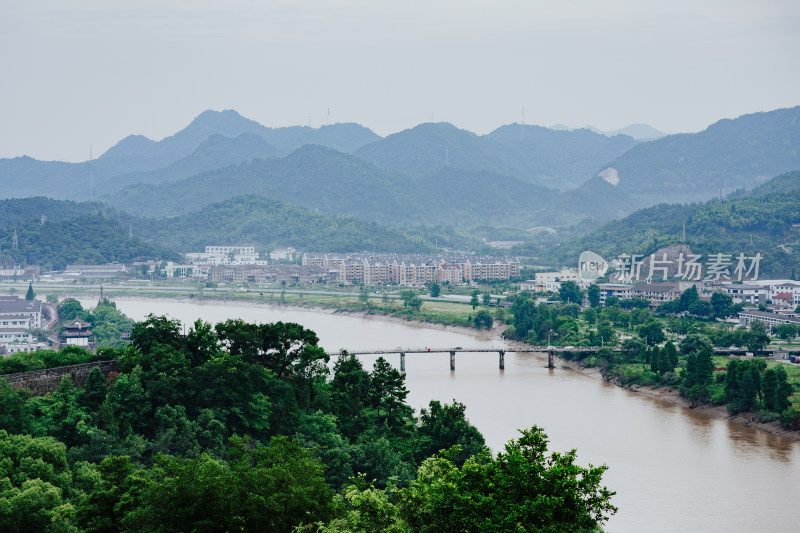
[101,298,800,533]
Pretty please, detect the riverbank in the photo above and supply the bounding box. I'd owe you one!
[328,306,800,443]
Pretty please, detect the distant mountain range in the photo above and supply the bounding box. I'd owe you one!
[1,106,798,233]
[551,123,666,140]
[569,106,800,219]
[353,122,638,190]
[0,110,380,199]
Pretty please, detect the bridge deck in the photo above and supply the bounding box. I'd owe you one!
[326,347,763,357]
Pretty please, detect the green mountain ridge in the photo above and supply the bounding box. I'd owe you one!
[102,145,577,228]
[102,145,427,222]
[0,195,438,270]
[573,106,800,216]
[533,171,800,277]
[141,195,436,254]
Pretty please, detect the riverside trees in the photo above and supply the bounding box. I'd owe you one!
[0,314,618,532]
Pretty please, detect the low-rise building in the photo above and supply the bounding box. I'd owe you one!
[0,296,43,329]
[534,269,580,292]
[630,282,681,307]
[738,308,800,331]
[597,284,633,306]
[63,263,128,279]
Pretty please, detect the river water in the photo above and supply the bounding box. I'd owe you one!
[103,298,800,533]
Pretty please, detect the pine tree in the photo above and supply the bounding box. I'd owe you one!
[25,283,35,301]
[662,341,678,373]
[650,347,660,373]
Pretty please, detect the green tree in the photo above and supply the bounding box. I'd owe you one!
[773,323,798,340]
[688,300,713,317]
[330,352,372,440]
[638,320,665,346]
[0,430,77,533]
[662,341,679,372]
[762,366,792,413]
[678,285,699,312]
[129,314,184,354]
[400,426,617,532]
[679,333,713,356]
[710,291,733,318]
[558,280,583,305]
[368,358,411,430]
[744,320,771,353]
[725,359,765,413]
[473,309,494,329]
[587,284,601,308]
[621,338,647,364]
[25,283,35,301]
[0,379,33,434]
[470,290,480,310]
[399,290,422,311]
[58,298,89,324]
[429,283,440,298]
[415,400,486,467]
[482,292,491,305]
[683,347,714,400]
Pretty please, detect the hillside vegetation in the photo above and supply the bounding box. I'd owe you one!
[572,106,800,216]
[530,174,800,277]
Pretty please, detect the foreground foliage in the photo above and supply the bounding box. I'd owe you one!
[0,315,615,532]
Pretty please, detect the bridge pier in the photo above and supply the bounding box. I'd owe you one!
[400,352,405,373]
[450,351,455,371]
[547,350,555,369]
[498,350,505,370]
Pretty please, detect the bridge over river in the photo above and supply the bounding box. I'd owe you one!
[326,346,777,372]
[326,346,600,371]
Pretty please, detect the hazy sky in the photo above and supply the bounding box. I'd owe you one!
[1,0,798,162]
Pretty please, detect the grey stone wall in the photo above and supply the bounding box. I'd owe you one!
[2,359,119,396]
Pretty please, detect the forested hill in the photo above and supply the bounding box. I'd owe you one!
[103,145,426,221]
[139,195,437,254]
[571,106,800,217]
[740,169,800,198]
[0,211,166,271]
[103,146,580,228]
[101,132,281,191]
[0,196,439,269]
[354,122,638,190]
[531,178,800,277]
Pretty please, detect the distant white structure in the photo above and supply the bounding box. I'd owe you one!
[160,262,209,279]
[184,245,264,266]
[534,268,581,292]
[269,247,296,261]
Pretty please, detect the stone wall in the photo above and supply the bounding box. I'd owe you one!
[2,359,119,396]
